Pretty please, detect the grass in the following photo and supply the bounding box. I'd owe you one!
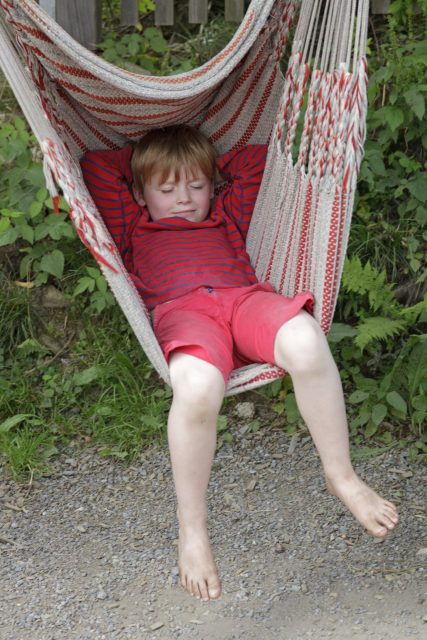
[0,277,171,480]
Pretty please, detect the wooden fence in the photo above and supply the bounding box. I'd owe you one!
[38,1,391,50]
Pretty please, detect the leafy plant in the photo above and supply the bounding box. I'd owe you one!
[353,0,427,291]
[330,256,427,439]
[73,266,116,314]
[0,117,77,285]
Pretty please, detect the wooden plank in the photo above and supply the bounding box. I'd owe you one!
[225,0,244,23]
[371,0,390,13]
[121,0,138,26]
[155,0,174,26]
[55,0,102,49]
[189,0,208,24]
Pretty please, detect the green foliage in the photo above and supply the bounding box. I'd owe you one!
[0,293,169,479]
[73,266,115,314]
[97,1,237,75]
[353,0,427,286]
[331,256,427,439]
[0,117,75,285]
[341,256,426,351]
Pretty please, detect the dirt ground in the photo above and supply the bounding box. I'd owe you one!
[1,417,426,639]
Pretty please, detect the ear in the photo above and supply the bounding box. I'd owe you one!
[133,184,146,206]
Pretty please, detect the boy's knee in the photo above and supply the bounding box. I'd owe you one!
[274,311,327,373]
[169,353,225,411]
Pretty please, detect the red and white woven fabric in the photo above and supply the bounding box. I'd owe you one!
[0,0,369,394]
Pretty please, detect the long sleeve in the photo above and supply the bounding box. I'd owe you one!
[80,145,141,263]
[216,144,268,241]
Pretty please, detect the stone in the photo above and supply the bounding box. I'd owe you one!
[235,402,255,419]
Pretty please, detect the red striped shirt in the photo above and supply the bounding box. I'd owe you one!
[81,144,267,309]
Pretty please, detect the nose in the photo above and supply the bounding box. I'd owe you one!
[176,185,191,203]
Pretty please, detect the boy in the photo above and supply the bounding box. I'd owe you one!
[81,126,398,602]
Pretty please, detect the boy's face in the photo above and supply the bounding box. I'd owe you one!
[139,168,214,223]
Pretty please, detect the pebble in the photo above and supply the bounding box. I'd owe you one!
[235,402,255,419]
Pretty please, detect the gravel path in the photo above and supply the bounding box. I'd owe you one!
[1,410,426,640]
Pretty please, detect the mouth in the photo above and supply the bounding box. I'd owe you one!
[174,210,196,216]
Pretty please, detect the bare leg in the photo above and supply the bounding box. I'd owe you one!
[168,353,225,601]
[274,310,398,538]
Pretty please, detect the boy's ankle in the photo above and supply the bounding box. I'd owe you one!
[177,508,208,532]
[324,467,358,487]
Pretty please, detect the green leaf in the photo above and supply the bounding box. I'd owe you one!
[328,323,358,343]
[364,420,379,438]
[39,250,64,279]
[0,226,19,246]
[284,393,300,423]
[144,27,162,39]
[407,340,427,400]
[404,89,425,120]
[96,275,108,293]
[139,0,155,12]
[272,402,285,415]
[217,415,228,432]
[408,175,427,202]
[380,106,405,132]
[28,200,44,218]
[0,217,10,233]
[355,317,405,351]
[386,391,407,415]
[128,39,140,57]
[0,414,33,433]
[86,266,100,279]
[371,403,387,426]
[20,224,35,244]
[349,390,369,404]
[17,338,48,356]
[73,366,101,386]
[73,277,95,296]
[150,36,167,54]
[351,444,395,461]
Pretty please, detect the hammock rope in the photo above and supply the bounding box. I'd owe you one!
[0,0,369,395]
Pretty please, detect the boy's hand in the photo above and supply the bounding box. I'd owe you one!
[132,184,145,206]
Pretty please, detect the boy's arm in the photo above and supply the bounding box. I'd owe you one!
[217,144,268,240]
[80,145,140,257]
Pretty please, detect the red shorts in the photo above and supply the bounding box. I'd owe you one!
[152,283,314,383]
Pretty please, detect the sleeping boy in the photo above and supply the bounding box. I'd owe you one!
[81,125,398,602]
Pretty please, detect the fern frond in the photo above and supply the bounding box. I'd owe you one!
[399,293,427,324]
[407,338,427,399]
[342,257,397,314]
[355,316,406,350]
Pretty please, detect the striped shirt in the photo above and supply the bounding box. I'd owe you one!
[81,144,267,309]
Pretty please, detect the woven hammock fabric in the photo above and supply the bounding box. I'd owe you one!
[0,0,369,395]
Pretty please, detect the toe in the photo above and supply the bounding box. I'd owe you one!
[198,579,210,602]
[385,506,399,523]
[208,580,221,600]
[372,525,388,538]
[180,572,187,591]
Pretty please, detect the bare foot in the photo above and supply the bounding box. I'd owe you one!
[326,473,399,538]
[178,525,221,601]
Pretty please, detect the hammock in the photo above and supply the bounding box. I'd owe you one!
[0,0,369,395]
